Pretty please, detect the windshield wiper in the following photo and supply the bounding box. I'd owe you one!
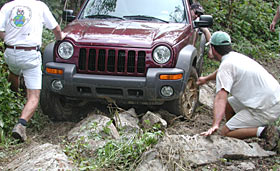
[85,14,125,20]
[123,15,169,23]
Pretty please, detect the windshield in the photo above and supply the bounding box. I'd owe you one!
[80,0,187,23]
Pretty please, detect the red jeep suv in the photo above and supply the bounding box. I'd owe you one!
[40,0,213,121]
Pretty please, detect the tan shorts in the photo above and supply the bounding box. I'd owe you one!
[226,96,280,130]
[4,48,42,90]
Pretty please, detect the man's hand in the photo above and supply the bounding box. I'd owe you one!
[200,125,219,136]
[196,76,208,86]
[208,48,214,59]
[271,6,280,32]
[270,22,276,32]
[61,32,66,39]
[196,70,217,86]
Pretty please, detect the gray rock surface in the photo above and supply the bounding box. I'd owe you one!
[114,108,140,131]
[5,143,76,171]
[141,111,167,130]
[67,113,120,151]
[199,81,215,108]
[6,108,276,171]
[136,134,275,170]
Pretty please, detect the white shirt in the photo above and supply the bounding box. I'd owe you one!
[0,0,58,46]
[216,51,280,110]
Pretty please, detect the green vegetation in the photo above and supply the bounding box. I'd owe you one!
[63,118,163,170]
[201,0,280,73]
[0,42,25,144]
[41,0,63,22]
[202,0,279,55]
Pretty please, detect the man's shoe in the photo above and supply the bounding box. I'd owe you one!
[12,123,27,142]
[261,125,280,151]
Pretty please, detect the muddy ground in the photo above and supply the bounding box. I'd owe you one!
[1,57,280,170]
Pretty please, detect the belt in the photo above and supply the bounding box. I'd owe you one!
[5,45,39,51]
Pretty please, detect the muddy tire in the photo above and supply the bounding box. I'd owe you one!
[166,67,199,119]
[40,89,91,122]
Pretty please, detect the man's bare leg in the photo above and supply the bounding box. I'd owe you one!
[225,101,235,121]
[12,89,40,141]
[8,71,19,92]
[221,125,257,139]
[20,89,40,121]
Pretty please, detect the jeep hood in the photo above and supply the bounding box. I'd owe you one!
[63,20,190,48]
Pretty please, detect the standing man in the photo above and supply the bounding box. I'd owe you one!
[190,3,210,37]
[270,5,280,32]
[190,2,213,58]
[197,31,280,151]
[0,0,63,142]
[190,2,211,41]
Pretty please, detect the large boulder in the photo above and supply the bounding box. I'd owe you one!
[141,111,167,130]
[136,134,275,170]
[199,81,215,108]
[67,113,120,151]
[114,108,141,132]
[5,143,75,170]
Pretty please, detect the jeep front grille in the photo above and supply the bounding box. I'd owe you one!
[78,48,146,76]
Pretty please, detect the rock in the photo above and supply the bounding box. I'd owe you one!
[199,81,215,108]
[156,109,178,125]
[113,108,142,139]
[141,111,167,130]
[5,143,75,171]
[114,108,140,132]
[68,113,120,151]
[135,150,168,171]
[136,134,275,170]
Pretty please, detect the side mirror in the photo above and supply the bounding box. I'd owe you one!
[62,10,76,22]
[194,15,213,28]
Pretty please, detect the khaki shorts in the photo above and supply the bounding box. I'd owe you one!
[226,96,280,130]
[4,48,42,90]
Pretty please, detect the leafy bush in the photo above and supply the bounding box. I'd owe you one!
[0,42,25,143]
[41,0,64,22]
[199,0,280,77]
[200,0,279,59]
[42,28,56,49]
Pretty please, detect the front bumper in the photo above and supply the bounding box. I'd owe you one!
[43,62,186,105]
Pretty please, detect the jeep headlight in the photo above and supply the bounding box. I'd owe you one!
[153,46,171,64]
[58,42,74,59]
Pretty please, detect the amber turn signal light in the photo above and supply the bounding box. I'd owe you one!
[46,67,63,75]
[160,74,183,80]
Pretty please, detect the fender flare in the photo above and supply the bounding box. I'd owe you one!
[42,41,55,70]
[176,45,197,81]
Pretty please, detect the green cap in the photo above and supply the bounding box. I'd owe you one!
[210,31,231,46]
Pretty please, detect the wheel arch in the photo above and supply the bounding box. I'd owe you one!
[42,41,55,70]
[176,45,198,91]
